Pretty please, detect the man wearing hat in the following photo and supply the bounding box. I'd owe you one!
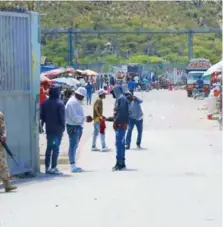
[91,89,110,152]
[65,87,92,172]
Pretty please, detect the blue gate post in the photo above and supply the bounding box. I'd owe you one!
[188,32,193,60]
[68,29,73,66]
[30,12,41,173]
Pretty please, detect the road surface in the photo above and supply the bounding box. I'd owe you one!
[0,90,222,227]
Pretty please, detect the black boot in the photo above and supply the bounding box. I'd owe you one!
[112,161,126,171]
[3,180,17,192]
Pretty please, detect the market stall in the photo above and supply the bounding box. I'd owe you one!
[204,60,222,122]
[203,60,223,77]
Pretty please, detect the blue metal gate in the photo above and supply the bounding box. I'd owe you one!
[0,11,40,174]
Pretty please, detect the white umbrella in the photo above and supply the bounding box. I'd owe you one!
[53,77,67,85]
[53,77,80,88]
[66,78,80,87]
[75,69,84,75]
[83,69,98,76]
[203,60,223,76]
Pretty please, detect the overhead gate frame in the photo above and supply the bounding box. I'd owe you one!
[41,28,222,65]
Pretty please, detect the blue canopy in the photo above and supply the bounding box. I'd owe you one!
[41,65,59,73]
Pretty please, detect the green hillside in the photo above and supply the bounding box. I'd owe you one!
[1,1,222,66]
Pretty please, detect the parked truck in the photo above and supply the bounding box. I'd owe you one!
[185,58,211,97]
[127,63,143,79]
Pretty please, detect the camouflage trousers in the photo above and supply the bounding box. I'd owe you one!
[0,144,10,181]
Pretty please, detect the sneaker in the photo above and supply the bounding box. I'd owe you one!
[91,147,100,151]
[137,145,141,149]
[45,169,51,174]
[112,162,126,171]
[49,168,60,175]
[71,165,83,173]
[101,147,111,152]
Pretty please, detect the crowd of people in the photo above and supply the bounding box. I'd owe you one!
[39,79,144,174]
[0,73,146,192]
[38,72,149,175]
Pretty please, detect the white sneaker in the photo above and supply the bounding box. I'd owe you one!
[49,168,60,175]
[71,164,83,173]
[91,147,100,151]
[101,147,111,152]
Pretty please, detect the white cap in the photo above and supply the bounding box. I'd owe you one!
[98,89,106,96]
[75,87,87,97]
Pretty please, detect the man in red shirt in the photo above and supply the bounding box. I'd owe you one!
[40,81,49,105]
[40,81,50,133]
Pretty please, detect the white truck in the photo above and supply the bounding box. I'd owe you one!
[186,59,211,97]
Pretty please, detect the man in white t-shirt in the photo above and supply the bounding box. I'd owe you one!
[65,87,92,172]
[134,76,140,87]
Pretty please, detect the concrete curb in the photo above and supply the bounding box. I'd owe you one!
[40,156,69,165]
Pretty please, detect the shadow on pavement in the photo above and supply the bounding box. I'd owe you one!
[119,168,138,172]
[0,172,72,190]
[130,148,148,151]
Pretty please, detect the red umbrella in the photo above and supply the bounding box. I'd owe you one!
[66,67,75,74]
[43,68,66,79]
[40,80,54,86]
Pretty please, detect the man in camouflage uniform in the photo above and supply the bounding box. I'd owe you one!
[0,112,17,192]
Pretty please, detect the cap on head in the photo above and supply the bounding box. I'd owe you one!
[75,87,87,97]
[98,89,106,96]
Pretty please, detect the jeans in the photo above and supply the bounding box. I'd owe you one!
[45,134,62,170]
[129,89,134,95]
[67,125,83,165]
[115,129,126,163]
[126,119,143,147]
[86,93,92,105]
[39,121,44,133]
[92,122,106,148]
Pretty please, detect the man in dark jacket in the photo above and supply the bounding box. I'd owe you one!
[111,85,129,171]
[40,85,65,174]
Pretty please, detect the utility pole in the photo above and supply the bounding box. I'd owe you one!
[68,21,74,66]
[188,31,193,60]
[73,19,79,65]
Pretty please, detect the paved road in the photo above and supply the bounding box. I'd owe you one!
[0,90,222,227]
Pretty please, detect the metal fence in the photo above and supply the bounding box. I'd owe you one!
[0,11,40,174]
[0,12,31,92]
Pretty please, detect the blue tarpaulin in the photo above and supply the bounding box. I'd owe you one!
[41,65,58,73]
